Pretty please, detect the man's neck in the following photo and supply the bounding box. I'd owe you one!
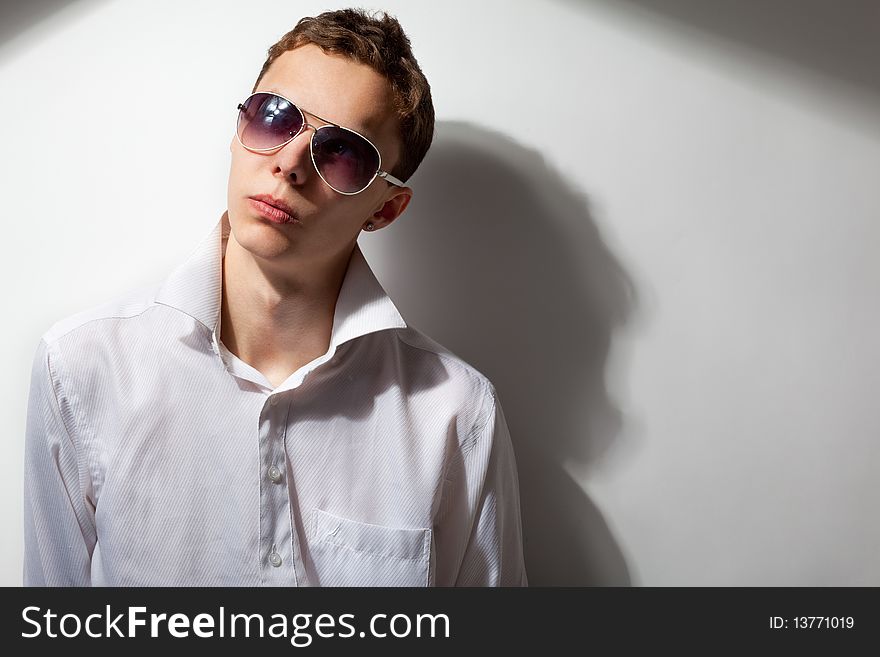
[219,232,352,387]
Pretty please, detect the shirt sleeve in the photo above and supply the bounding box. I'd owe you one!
[23,337,96,586]
[434,384,528,587]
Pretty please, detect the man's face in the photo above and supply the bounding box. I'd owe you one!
[227,43,411,269]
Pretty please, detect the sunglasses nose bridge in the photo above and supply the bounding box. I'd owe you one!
[279,119,320,153]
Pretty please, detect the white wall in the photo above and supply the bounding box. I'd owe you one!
[2,0,878,586]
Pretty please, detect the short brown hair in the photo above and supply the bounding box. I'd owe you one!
[251,8,434,184]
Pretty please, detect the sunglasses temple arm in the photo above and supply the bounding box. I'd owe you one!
[378,171,406,188]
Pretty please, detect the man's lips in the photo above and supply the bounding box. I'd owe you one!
[248,195,298,223]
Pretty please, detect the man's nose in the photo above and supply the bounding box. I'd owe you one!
[272,123,318,182]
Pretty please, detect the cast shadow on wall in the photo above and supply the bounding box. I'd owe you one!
[372,121,640,585]
[0,0,110,63]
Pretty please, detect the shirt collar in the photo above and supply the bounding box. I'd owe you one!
[154,212,408,351]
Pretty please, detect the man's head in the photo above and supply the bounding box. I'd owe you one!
[226,8,434,271]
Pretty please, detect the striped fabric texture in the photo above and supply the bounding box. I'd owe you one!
[23,213,528,587]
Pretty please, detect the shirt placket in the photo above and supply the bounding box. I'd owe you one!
[258,392,297,586]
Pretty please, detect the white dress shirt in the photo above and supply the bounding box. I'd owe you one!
[23,213,527,587]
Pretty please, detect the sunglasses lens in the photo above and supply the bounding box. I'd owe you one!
[237,93,303,150]
[312,126,380,194]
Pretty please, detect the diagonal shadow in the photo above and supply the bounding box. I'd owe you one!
[557,0,880,101]
[370,120,640,585]
[1,0,80,45]
[0,0,109,62]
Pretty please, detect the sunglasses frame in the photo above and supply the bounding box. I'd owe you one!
[235,91,406,195]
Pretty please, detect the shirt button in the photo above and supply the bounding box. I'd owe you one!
[268,550,282,567]
[267,465,282,483]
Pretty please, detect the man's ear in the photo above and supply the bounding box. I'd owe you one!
[372,188,413,228]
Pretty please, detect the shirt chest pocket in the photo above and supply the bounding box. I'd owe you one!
[309,508,433,587]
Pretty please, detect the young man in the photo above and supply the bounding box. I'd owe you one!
[23,8,527,587]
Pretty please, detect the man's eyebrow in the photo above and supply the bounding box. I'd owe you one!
[264,88,378,141]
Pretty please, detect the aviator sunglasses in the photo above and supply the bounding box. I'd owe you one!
[235,91,406,195]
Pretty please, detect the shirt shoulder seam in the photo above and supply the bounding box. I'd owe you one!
[392,328,493,393]
[42,297,161,345]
